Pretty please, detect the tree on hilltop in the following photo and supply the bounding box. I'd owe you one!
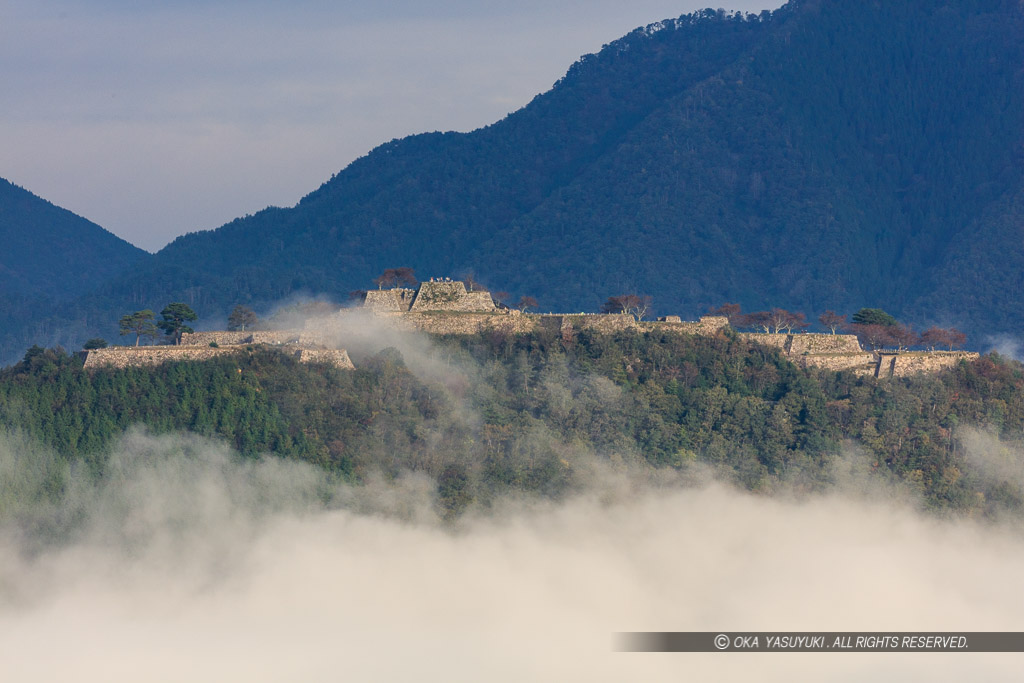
[227,305,258,331]
[374,267,417,289]
[946,328,967,351]
[735,310,772,332]
[887,324,919,351]
[852,308,897,327]
[708,303,743,324]
[119,309,157,346]
[920,326,967,351]
[818,310,847,334]
[768,308,808,334]
[515,295,538,313]
[849,323,892,350]
[158,303,198,345]
[601,294,652,321]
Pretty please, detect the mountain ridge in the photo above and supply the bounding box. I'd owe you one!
[2,0,1023,362]
[0,177,149,301]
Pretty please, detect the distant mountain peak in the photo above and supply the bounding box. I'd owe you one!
[3,0,1024,361]
[0,177,148,302]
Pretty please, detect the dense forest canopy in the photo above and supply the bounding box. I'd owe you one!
[3,328,1023,521]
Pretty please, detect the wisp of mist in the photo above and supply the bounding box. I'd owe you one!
[1,428,1022,682]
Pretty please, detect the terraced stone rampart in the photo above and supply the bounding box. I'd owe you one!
[541,314,637,335]
[796,352,877,374]
[181,330,299,346]
[403,312,536,335]
[409,281,496,312]
[740,332,792,351]
[789,334,863,354]
[364,288,416,312]
[293,348,355,369]
[878,351,980,378]
[83,340,355,371]
[82,345,238,369]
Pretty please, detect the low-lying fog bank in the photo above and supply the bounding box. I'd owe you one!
[1,430,1021,681]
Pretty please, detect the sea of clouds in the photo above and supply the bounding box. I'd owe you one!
[2,313,1023,680]
[1,427,1023,681]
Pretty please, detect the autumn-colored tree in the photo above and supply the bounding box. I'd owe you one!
[768,308,808,333]
[818,310,847,334]
[516,295,538,312]
[374,267,417,289]
[921,326,967,351]
[735,310,772,332]
[887,324,919,351]
[946,328,967,350]
[849,323,891,350]
[601,294,652,320]
[709,302,742,323]
[919,327,945,351]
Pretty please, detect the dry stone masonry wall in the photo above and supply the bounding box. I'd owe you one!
[82,345,239,369]
[363,288,416,312]
[542,314,638,335]
[642,315,730,335]
[89,281,976,378]
[83,344,355,371]
[788,334,863,354]
[408,281,496,312]
[876,351,979,378]
[293,348,355,369]
[354,284,973,378]
[83,336,355,371]
[181,331,300,346]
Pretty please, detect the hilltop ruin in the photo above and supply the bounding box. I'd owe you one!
[81,330,354,371]
[85,279,977,377]
[347,280,978,377]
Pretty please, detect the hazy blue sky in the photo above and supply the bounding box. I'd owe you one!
[1,1,780,251]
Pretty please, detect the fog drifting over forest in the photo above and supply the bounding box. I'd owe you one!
[1,426,1023,681]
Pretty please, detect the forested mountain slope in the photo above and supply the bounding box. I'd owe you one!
[0,178,147,302]
[3,0,1023,361]
[0,178,150,361]
[129,0,1024,327]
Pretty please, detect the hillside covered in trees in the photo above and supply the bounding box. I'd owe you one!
[4,328,1024,520]
[2,0,1023,362]
[0,178,148,359]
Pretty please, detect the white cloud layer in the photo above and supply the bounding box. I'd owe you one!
[1,428,1022,681]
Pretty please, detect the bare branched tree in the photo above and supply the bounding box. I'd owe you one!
[601,294,652,321]
[818,310,847,334]
[374,267,417,289]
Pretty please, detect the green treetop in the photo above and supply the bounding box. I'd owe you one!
[157,303,198,345]
[119,309,157,346]
[851,308,897,327]
[227,305,258,332]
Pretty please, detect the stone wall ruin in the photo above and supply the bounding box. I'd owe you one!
[88,279,976,379]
